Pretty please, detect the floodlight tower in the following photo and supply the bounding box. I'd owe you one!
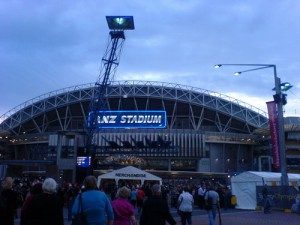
[85,16,134,165]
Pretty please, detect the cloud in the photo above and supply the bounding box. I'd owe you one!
[0,0,300,119]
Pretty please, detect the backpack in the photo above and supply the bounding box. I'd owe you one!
[204,191,213,210]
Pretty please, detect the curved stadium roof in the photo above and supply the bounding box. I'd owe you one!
[0,80,268,135]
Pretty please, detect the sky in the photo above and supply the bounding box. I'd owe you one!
[1,0,300,121]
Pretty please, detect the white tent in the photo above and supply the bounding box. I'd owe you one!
[231,171,300,210]
[97,166,162,187]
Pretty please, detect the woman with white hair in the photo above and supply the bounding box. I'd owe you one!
[27,178,64,225]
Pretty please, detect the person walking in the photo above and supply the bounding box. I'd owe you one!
[177,186,194,225]
[0,177,18,225]
[204,183,220,225]
[140,184,176,225]
[72,175,114,225]
[26,178,64,225]
[112,186,137,225]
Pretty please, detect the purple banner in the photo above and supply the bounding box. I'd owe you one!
[266,101,280,169]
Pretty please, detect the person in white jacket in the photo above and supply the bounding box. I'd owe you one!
[178,186,194,225]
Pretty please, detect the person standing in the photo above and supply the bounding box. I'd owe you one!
[262,185,271,214]
[197,183,206,209]
[204,183,220,225]
[20,182,43,225]
[0,177,18,225]
[27,178,64,225]
[140,184,176,225]
[112,186,137,225]
[136,187,145,213]
[72,175,114,225]
[177,186,194,225]
[130,187,137,208]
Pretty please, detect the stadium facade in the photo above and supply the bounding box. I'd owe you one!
[0,80,299,181]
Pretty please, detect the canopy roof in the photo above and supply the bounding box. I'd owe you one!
[97,166,162,182]
[231,171,300,183]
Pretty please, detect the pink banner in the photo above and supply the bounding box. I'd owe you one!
[266,101,280,169]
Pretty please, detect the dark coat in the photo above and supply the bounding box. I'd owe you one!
[139,195,176,225]
[27,192,64,225]
[0,189,18,225]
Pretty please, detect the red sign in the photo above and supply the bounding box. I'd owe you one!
[266,101,280,169]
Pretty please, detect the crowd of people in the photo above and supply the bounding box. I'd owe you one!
[0,175,232,225]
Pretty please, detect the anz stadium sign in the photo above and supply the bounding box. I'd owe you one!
[88,110,167,129]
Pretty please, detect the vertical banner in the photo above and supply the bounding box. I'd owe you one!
[266,101,280,169]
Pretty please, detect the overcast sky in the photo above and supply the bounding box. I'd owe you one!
[1,0,300,120]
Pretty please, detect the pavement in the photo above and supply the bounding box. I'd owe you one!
[184,210,299,225]
[14,208,299,225]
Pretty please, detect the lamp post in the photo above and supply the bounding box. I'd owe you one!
[214,64,289,186]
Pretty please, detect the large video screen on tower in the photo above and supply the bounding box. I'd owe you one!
[88,110,167,129]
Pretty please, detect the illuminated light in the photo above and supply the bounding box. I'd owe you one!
[114,17,124,25]
[234,72,241,76]
[227,175,231,178]
[215,158,219,162]
[106,16,135,30]
[23,132,26,134]
[227,158,230,162]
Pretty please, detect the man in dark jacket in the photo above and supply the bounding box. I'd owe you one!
[140,184,176,225]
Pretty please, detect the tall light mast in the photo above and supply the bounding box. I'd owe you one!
[85,16,134,169]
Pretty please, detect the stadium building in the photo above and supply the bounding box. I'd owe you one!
[4,80,297,181]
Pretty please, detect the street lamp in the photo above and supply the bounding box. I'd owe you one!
[214,63,289,186]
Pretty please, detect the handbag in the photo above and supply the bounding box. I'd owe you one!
[72,192,88,225]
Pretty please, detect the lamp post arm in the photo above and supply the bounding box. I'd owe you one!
[218,64,275,67]
[235,66,273,74]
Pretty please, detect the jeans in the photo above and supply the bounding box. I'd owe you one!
[207,206,217,225]
[180,211,192,225]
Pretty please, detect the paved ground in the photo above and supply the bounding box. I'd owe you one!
[15,208,299,225]
[188,210,299,225]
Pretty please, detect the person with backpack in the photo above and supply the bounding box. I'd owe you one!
[204,183,220,225]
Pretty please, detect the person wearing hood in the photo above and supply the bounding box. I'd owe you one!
[112,186,137,225]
